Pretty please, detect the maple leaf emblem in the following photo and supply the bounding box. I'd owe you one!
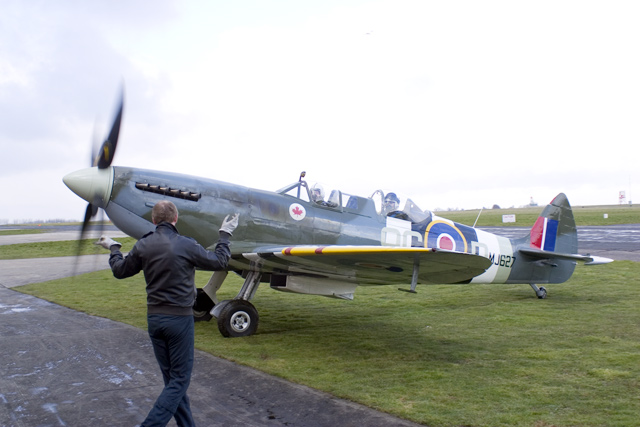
[289,203,306,221]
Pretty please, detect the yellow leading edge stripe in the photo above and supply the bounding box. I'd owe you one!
[282,246,437,256]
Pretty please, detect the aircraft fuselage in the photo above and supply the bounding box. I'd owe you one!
[65,166,578,287]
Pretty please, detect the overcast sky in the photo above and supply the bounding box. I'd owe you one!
[1,0,639,223]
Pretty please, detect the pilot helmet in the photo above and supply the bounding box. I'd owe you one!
[311,184,325,202]
[384,192,400,209]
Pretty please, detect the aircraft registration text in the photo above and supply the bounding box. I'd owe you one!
[489,253,515,268]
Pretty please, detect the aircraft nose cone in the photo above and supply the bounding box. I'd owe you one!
[63,167,114,207]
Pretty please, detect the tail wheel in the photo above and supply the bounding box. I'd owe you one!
[217,300,259,337]
[530,283,548,299]
[537,286,548,299]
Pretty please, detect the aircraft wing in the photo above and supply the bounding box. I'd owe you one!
[240,246,492,285]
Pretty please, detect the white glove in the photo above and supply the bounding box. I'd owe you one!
[220,213,239,236]
[95,235,122,250]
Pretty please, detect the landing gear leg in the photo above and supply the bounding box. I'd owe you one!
[399,254,419,294]
[529,283,547,299]
[203,271,228,305]
[193,271,228,322]
[213,270,262,337]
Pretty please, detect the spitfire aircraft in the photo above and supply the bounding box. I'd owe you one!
[64,94,612,337]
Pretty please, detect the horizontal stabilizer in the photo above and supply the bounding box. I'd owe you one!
[519,248,613,265]
[584,256,615,265]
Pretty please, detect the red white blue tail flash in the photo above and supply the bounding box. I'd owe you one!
[530,217,559,251]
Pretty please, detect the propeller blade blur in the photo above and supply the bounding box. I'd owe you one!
[80,203,97,240]
[96,91,124,169]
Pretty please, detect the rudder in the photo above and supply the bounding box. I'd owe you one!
[529,193,577,255]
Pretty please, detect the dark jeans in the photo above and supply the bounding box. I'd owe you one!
[142,314,195,427]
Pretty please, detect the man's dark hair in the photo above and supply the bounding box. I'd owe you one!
[152,200,178,224]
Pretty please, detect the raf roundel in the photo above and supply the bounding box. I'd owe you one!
[289,203,306,221]
[425,221,468,252]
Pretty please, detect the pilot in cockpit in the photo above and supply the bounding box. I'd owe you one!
[383,192,400,214]
[384,192,411,219]
[311,184,325,204]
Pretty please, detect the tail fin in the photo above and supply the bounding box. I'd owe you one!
[510,194,580,284]
[519,193,612,269]
[529,193,577,254]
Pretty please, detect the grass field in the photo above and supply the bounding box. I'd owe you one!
[5,208,640,426]
[0,237,138,260]
[15,262,640,427]
[434,203,640,227]
[0,229,47,236]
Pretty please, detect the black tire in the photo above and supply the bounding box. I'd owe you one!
[537,286,548,299]
[217,300,259,337]
[193,288,214,322]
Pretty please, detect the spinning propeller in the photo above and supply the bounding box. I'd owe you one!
[65,90,124,248]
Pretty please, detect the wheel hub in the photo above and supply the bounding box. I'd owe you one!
[230,311,250,333]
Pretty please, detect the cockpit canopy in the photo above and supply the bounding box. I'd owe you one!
[369,189,431,223]
[277,179,431,224]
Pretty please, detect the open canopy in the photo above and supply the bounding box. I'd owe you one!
[277,179,431,224]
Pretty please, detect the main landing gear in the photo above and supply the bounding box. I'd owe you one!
[216,299,259,337]
[529,283,547,299]
[193,270,262,338]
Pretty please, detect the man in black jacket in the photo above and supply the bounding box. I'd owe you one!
[96,200,238,427]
